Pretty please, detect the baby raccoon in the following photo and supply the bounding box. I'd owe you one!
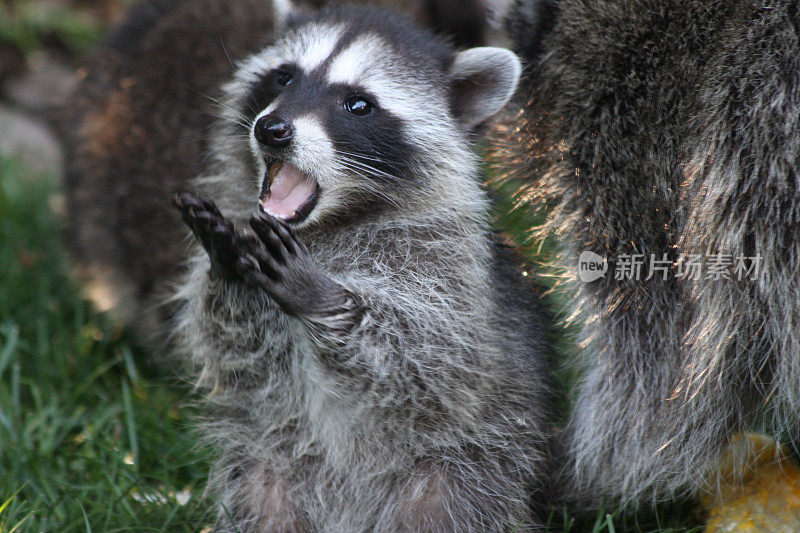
[172,6,554,532]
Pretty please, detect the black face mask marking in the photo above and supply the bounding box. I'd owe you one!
[241,63,299,124]
[248,65,418,187]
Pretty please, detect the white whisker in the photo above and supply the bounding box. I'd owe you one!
[334,152,406,182]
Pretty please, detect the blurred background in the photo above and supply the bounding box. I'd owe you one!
[1,2,213,530]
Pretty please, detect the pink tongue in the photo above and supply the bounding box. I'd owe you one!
[260,163,316,218]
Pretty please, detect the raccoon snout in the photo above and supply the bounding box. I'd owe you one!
[255,115,293,148]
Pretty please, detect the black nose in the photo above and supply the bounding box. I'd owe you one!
[254,115,293,148]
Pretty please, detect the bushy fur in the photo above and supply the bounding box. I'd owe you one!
[490,0,800,508]
[172,7,554,532]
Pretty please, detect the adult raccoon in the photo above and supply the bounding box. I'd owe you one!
[490,0,800,508]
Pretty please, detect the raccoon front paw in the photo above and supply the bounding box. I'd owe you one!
[172,192,241,281]
[235,212,347,318]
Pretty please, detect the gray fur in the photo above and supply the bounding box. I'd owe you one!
[490,0,800,509]
[174,9,553,531]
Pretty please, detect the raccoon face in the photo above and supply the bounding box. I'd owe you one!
[224,8,520,227]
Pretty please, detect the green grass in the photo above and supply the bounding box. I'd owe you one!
[0,0,105,54]
[0,157,213,532]
[0,152,705,531]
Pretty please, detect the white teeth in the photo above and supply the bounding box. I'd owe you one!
[259,203,292,220]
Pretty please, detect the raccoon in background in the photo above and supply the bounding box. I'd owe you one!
[490,0,800,510]
[171,5,554,531]
[60,0,494,345]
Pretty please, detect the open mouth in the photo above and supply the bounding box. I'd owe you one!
[259,157,319,224]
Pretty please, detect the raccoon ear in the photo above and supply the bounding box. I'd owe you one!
[448,47,521,128]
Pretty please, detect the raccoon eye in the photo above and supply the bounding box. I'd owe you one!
[275,70,293,87]
[344,96,374,116]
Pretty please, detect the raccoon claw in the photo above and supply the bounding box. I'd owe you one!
[172,192,240,281]
[234,254,272,289]
[236,233,281,282]
[249,212,308,260]
[237,213,339,317]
